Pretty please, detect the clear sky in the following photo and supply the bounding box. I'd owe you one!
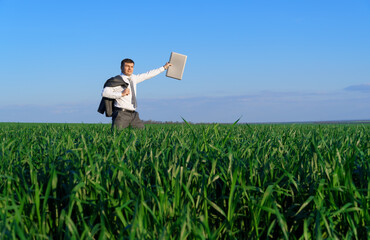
[0,0,369,123]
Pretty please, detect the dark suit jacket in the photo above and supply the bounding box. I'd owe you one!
[97,75,128,117]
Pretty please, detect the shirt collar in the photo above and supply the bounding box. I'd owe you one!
[120,73,132,83]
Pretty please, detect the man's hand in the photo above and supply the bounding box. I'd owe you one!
[121,88,130,97]
[163,62,172,70]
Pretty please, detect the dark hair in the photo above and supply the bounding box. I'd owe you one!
[121,58,135,68]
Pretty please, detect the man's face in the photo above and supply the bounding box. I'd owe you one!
[122,62,134,76]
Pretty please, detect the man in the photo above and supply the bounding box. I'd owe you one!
[101,58,171,129]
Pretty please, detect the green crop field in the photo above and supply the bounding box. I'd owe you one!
[0,122,369,239]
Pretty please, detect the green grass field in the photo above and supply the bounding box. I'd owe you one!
[0,122,369,239]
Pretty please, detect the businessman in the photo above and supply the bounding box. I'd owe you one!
[100,58,171,129]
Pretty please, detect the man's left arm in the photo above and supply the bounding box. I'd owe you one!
[135,62,172,83]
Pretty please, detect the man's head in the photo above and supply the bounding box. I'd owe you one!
[121,58,135,76]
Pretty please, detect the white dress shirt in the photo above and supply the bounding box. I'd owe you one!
[102,67,165,111]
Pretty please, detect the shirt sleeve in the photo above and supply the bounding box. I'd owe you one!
[102,86,122,99]
[135,67,165,84]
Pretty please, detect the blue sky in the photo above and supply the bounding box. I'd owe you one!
[0,0,369,123]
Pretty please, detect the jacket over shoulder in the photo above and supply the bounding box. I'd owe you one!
[97,75,128,117]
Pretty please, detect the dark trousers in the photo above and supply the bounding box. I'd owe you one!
[112,109,145,129]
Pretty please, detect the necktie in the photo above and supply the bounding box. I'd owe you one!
[129,78,136,108]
